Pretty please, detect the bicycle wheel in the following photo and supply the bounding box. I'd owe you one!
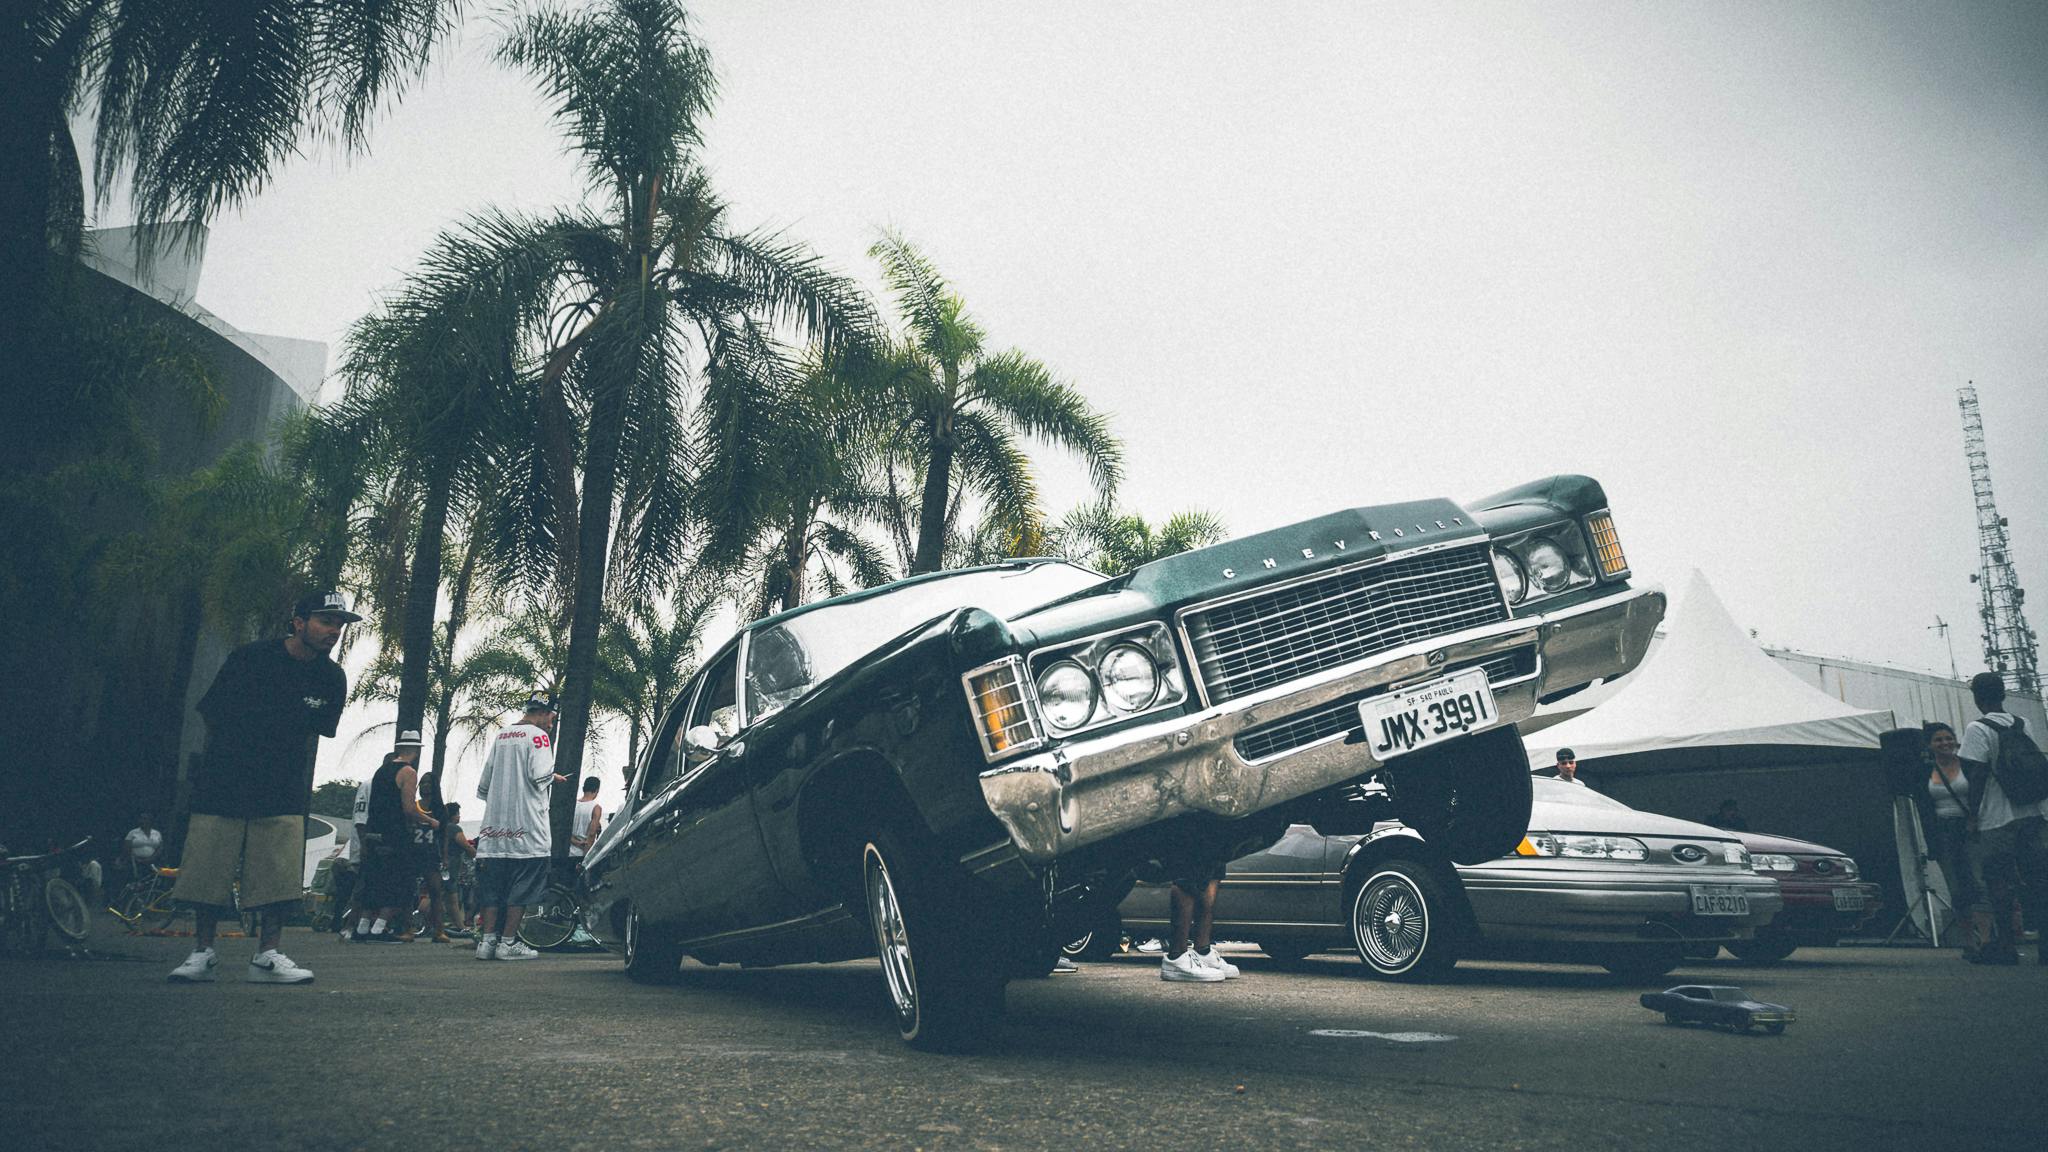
[43,877,90,942]
[144,890,182,932]
[516,887,578,950]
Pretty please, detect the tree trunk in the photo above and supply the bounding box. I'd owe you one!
[911,432,956,574]
[551,346,631,859]
[395,462,454,735]
[0,20,55,411]
[782,505,813,611]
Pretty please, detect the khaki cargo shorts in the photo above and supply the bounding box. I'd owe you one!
[171,814,305,911]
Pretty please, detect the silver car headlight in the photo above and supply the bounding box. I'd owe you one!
[1834,857,1859,878]
[1097,643,1160,712]
[1751,853,1797,872]
[1492,523,1598,610]
[1036,661,1096,731]
[1491,549,1529,606]
[1516,833,1647,860]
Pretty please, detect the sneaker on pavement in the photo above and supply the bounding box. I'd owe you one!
[475,937,498,960]
[1052,956,1080,974]
[247,950,314,984]
[167,947,219,983]
[495,939,539,961]
[1135,937,1166,954]
[1161,949,1226,982]
[1194,947,1240,978]
[431,932,452,944]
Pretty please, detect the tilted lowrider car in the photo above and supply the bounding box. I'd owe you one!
[1115,776,1783,981]
[1723,831,1879,962]
[578,475,1664,1048]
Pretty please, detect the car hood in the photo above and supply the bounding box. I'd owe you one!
[1732,830,1844,856]
[1528,795,1744,841]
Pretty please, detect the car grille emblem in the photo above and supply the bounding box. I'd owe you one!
[1812,859,1832,874]
[1672,845,1707,863]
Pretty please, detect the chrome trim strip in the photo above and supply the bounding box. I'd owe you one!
[676,904,857,951]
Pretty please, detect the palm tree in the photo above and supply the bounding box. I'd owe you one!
[1051,501,1229,577]
[591,585,719,784]
[863,231,1123,574]
[492,0,874,835]
[3,0,456,372]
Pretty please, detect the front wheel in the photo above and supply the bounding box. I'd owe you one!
[43,877,89,942]
[863,832,1003,1052]
[1383,725,1534,864]
[518,887,579,950]
[1349,860,1461,980]
[622,905,687,984]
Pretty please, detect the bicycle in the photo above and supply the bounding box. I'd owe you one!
[1,838,93,952]
[516,881,584,950]
[110,865,181,932]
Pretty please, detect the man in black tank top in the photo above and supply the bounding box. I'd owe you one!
[355,733,437,941]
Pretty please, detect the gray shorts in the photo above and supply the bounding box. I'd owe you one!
[475,857,550,908]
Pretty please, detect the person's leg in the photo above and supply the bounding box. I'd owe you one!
[501,903,525,937]
[1169,883,1195,956]
[258,904,285,953]
[1192,878,1220,953]
[168,815,241,952]
[193,909,220,950]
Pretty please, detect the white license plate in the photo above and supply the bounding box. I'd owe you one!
[1360,668,1500,761]
[1832,888,1865,912]
[1691,885,1751,916]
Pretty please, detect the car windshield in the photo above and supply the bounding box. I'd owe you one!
[744,561,1104,722]
[1531,776,1633,810]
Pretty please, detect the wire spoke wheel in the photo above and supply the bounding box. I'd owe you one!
[1349,859,1459,980]
[864,845,919,1027]
[518,887,579,950]
[43,877,89,942]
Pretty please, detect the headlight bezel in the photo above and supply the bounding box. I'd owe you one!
[1751,852,1797,873]
[1490,520,1599,612]
[1025,621,1188,738]
[1516,832,1649,861]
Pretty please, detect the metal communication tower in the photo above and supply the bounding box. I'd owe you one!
[1958,384,2039,694]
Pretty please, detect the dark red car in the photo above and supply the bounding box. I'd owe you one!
[1726,831,1881,962]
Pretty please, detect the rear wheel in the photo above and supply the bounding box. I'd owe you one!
[1349,860,1461,980]
[1062,910,1123,961]
[622,905,687,984]
[1724,935,1798,964]
[1601,945,1686,981]
[1383,725,1534,864]
[863,831,1004,1052]
[43,877,89,942]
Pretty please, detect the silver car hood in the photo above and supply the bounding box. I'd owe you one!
[1525,785,1739,841]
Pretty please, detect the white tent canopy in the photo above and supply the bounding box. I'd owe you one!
[1523,570,1895,767]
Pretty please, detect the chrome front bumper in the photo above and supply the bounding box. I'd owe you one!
[1458,869,1784,942]
[978,585,1665,863]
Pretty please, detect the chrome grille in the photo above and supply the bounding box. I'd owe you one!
[1185,546,1509,705]
[1233,646,1535,763]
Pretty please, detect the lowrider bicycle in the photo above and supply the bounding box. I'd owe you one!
[578,475,1663,1048]
[1115,776,1783,981]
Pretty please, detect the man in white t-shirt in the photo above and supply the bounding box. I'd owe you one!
[473,693,567,960]
[122,813,163,881]
[1960,671,2048,965]
[336,760,379,940]
[570,777,602,861]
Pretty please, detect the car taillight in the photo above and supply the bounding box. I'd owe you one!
[963,656,1046,761]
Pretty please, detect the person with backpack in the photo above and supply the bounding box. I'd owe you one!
[1960,671,2048,966]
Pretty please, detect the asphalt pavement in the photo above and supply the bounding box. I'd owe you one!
[7,920,2045,1151]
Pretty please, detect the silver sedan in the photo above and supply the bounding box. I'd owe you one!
[1117,777,1783,981]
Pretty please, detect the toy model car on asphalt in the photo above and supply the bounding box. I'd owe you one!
[578,476,1664,1048]
[1112,775,1783,981]
[1640,984,1795,1033]
[1723,831,1879,962]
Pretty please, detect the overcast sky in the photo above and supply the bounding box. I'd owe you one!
[129,2,2048,791]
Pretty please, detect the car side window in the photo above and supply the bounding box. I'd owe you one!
[689,646,741,742]
[637,698,692,802]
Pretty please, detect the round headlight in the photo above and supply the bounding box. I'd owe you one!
[1097,644,1160,712]
[1492,549,1528,605]
[1036,661,1096,731]
[1523,538,1573,594]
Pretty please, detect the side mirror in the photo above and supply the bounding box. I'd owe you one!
[684,726,725,755]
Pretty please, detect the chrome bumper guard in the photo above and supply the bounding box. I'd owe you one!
[978,585,1665,863]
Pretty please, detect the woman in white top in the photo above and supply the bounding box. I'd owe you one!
[1924,723,1981,952]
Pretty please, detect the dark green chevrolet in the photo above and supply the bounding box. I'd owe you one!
[578,474,1663,1049]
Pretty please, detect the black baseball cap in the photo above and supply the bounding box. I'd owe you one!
[1556,748,1577,761]
[522,692,559,714]
[294,590,364,622]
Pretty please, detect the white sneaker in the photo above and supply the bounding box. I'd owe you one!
[247,950,314,984]
[1195,947,1240,979]
[495,939,539,960]
[1051,956,1080,974]
[475,937,498,960]
[1161,949,1226,982]
[168,947,218,983]
[1135,937,1166,954]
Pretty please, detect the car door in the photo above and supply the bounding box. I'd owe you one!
[1218,823,1342,929]
[588,694,694,935]
[632,639,785,940]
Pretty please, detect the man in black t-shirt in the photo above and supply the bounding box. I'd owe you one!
[167,591,356,986]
